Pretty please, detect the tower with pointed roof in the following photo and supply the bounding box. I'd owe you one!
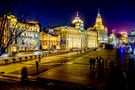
[93,9,107,31]
[72,12,84,31]
[88,9,108,44]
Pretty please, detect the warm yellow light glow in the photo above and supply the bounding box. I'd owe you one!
[40,32,60,50]
[87,10,108,44]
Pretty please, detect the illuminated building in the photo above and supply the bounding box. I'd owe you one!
[86,30,98,48]
[109,33,117,47]
[128,30,135,44]
[72,12,84,31]
[4,14,40,52]
[52,12,98,51]
[88,9,108,44]
[53,26,82,50]
[131,30,135,35]
[128,35,135,44]
[116,32,128,47]
[40,31,60,50]
[51,12,84,50]
[120,32,128,44]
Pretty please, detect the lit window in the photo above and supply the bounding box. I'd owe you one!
[21,32,24,36]
[28,32,30,37]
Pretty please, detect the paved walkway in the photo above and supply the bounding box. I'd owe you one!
[38,54,105,87]
[38,49,132,87]
[0,49,133,89]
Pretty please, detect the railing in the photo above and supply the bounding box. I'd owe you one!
[0,51,72,66]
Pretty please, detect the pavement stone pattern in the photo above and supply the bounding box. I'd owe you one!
[38,49,132,87]
[0,49,133,89]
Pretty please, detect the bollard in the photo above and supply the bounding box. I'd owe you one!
[12,58,16,63]
[19,57,22,62]
[30,56,33,59]
[4,59,9,64]
[25,57,28,61]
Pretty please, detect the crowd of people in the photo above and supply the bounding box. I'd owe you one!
[89,56,108,79]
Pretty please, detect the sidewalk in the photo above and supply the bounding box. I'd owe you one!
[38,52,109,88]
[37,49,131,89]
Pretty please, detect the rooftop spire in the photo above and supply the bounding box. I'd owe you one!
[98,8,100,16]
[76,11,79,17]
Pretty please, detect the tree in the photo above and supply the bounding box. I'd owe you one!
[0,0,28,56]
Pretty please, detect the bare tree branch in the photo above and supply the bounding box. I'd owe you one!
[0,0,28,56]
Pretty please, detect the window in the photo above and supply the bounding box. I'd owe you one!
[21,32,24,36]
[35,33,38,37]
[28,32,30,37]
[31,33,33,38]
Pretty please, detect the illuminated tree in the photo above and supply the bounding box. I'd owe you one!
[0,0,27,56]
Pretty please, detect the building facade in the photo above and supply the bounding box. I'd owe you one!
[52,13,98,51]
[86,30,98,48]
[2,14,40,53]
[128,30,135,45]
[88,10,108,45]
[109,33,117,47]
[0,11,108,53]
[53,26,82,50]
[40,32,60,50]
[119,32,128,45]
[128,35,135,45]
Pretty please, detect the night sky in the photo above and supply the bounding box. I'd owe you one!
[1,0,135,33]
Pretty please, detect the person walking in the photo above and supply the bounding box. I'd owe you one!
[101,59,105,79]
[36,61,39,74]
[97,59,102,79]
[89,58,92,69]
[93,58,96,70]
[21,67,28,84]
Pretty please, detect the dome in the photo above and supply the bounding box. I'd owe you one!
[72,12,83,24]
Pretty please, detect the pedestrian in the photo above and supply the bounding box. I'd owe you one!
[36,61,39,74]
[123,72,127,80]
[93,58,96,70]
[21,67,28,83]
[101,59,105,79]
[99,56,102,60]
[97,59,102,79]
[96,56,98,60]
[89,58,92,69]
[102,59,105,68]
